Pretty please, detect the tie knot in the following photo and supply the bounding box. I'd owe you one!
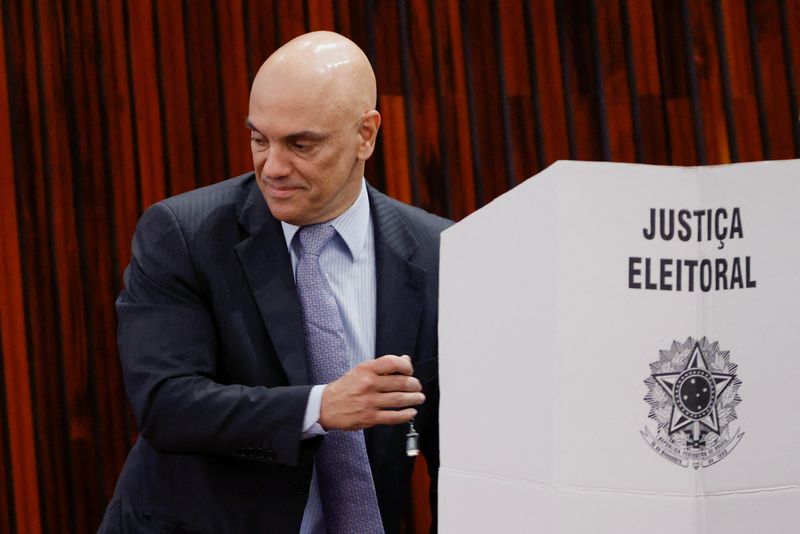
[298,224,337,256]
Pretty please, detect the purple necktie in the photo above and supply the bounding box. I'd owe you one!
[296,224,384,534]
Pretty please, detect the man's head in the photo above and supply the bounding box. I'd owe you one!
[247,31,380,226]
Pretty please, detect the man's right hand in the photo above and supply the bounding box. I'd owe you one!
[319,354,424,431]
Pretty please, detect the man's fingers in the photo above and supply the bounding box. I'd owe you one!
[321,355,423,430]
[366,354,414,376]
[375,391,425,409]
[372,408,417,426]
[374,374,422,393]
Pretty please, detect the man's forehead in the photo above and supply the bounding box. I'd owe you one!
[249,85,353,134]
[250,74,342,109]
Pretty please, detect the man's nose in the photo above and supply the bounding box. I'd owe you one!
[262,145,292,179]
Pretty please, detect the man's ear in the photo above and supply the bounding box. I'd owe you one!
[357,110,381,159]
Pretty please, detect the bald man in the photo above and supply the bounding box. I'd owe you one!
[98,32,450,533]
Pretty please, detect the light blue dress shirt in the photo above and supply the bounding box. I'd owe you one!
[280,179,377,533]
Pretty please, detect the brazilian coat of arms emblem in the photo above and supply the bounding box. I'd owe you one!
[641,337,744,469]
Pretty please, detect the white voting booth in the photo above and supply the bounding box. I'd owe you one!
[438,160,800,533]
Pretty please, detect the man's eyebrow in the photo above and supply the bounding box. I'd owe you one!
[244,120,328,141]
[286,131,328,142]
[244,118,259,131]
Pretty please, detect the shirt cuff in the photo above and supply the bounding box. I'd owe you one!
[302,384,328,438]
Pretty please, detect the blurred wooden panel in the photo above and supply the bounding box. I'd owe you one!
[128,0,167,205]
[39,0,103,530]
[3,1,69,532]
[627,0,670,163]
[722,0,764,161]
[0,4,39,533]
[0,6,15,530]
[277,0,307,41]
[529,0,571,165]
[335,0,353,34]
[785,0,800,156]
[498,0,540,181]
[373,0,404,97]
[379,94,413,203]
[217,0,253,176]
[185,0,231,185]
[1,1,799,532]
[750,0,795,159]
[63,0,130,503]
[408,0,448,214]
[595,0,636,162]
[96,0,141,270]
[431,0,476,220]
[462,0,509,205]
[156,0,198,195]
[558,0,606,161]
[243,0,281,80]
[307,0,337,31]
[653,0,698,164]
[374,0,413,204]
[689,0,731,163]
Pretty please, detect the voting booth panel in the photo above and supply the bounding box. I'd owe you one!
[438,160,800,533]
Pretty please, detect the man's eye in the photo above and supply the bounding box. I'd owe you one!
[251,136,268,147]
[294,142,312,152]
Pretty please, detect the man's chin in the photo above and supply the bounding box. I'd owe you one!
[263,199,310,226]
[268,206,300,225]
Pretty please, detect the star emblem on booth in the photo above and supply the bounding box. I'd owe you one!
[652,343,734,446]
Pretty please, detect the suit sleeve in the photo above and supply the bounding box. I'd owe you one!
[117,201,313,466]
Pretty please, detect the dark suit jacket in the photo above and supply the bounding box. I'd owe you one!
[98,173,451,534]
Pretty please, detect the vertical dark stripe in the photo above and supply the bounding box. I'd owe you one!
[778,0,800,157]
[60,0,107,514]
[152,0,173,197]
[0,6,19,527]
[712,0,739,162]
[554,0,577,159]
[522,0,547,171]
[364,0,385,192]
[181,0,202,188]
[17,225,39,534]
[588,0,611,161]
[272,1,281,46]
[427,0,453,219]
[490,0,516,187]
[620,0,643,163]
[397,0,420,206]
[680,0,706,164]
[333,0,342,34]
[364,0,378,83]
[745,0,770,158]
[90,0,130,448]
[458,0,484,207]
[210,1,231,180]
[650,0,673,164]
[3,2,42,530]
[303,0,311,32]
[31,0,77,530]
[122,0,144,213]
[0,330,18,534]
[91,0,122,294]
[242,0,253,83]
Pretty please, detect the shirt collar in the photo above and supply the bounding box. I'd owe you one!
[280,179,370,260]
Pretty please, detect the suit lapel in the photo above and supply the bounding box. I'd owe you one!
[366,186,427,472]
[234,177,308,385]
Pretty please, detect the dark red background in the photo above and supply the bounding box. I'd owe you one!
[1,1,798,532]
